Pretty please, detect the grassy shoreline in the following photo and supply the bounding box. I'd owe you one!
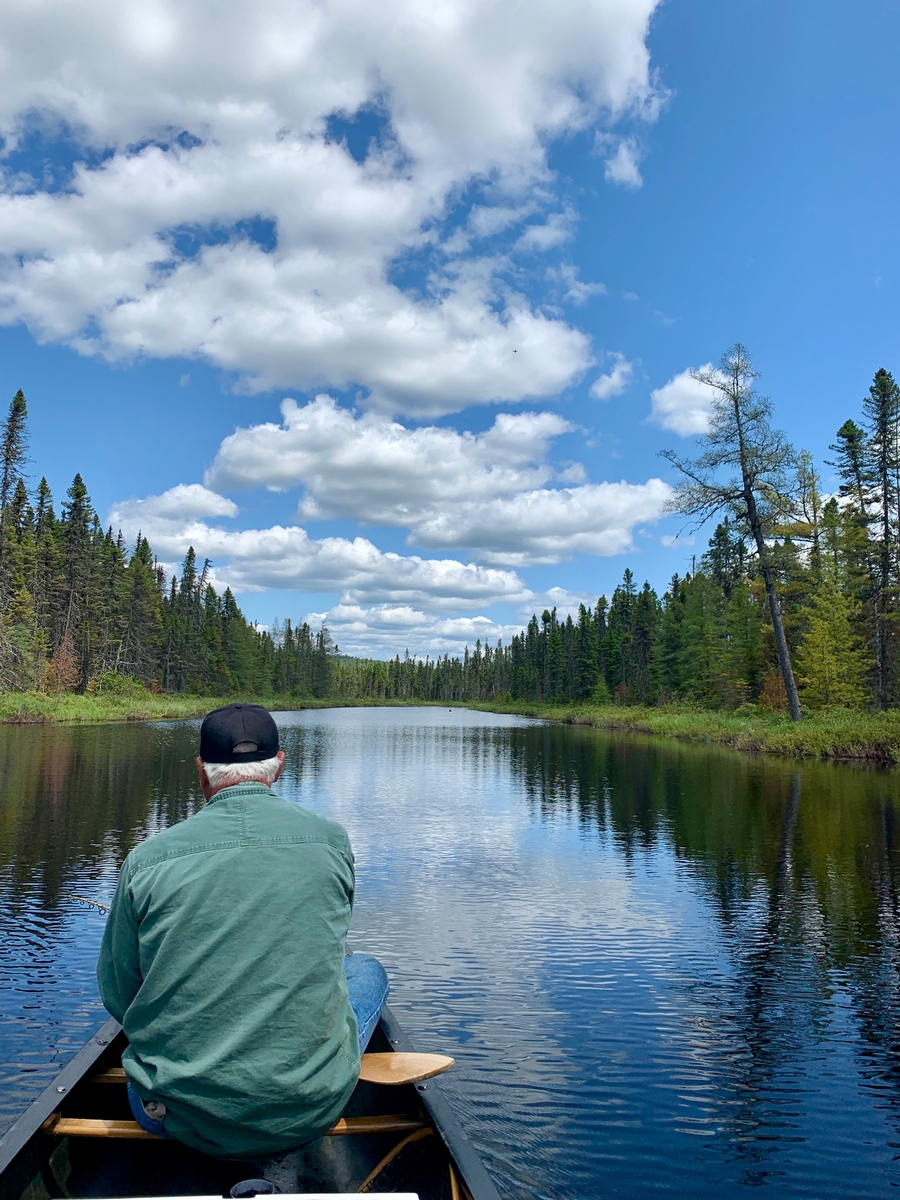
[0,692,434,726]
[6,691,900,764]
[468,700,900,763]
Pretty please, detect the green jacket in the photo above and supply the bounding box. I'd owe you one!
[97,782,359,1158]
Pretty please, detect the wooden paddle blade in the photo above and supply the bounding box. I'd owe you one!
[359,1052,455,1085]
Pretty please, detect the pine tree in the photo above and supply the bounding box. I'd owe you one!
[312,626,335,697]
[829,419,873,517]
[723,579,764,704]
[632,582,659,703]
[543,609,565,701]
[678,572,727,705]
[654,574,687,700]
[31,478,59,644]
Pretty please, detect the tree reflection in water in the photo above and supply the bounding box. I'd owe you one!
[0,721,201,908]
[507,725,900,1182]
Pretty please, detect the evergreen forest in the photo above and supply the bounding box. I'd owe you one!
[0,390,335,698]
[3,359,900,716]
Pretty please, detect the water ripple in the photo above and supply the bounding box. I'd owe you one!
[2,710,900,1198]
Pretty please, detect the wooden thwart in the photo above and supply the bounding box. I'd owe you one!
[41,1114,426,1140]
[329,1115,425,1136]
[90,1067,127,1084]
[41,1118,157,1140]
[59,1051,452,1143]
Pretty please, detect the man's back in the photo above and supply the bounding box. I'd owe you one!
[98,781,359,1158]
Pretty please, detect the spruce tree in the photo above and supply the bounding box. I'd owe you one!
[59,474,94,688]
[703,519,746,599]
[118,536,164,683]
[829,419,873,516]
[862,368,900,708]
[574,603,600,701]
[0,390,29,601]
[678,572,727,705]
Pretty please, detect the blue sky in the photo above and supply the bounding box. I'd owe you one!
[1,0,897,656]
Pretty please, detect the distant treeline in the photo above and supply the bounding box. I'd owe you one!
[0,390,335,697]
[332,540,849,710]
[4,361,900,714]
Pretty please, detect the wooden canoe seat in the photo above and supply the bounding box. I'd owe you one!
[41,1114,427,1140]
[358,1053,454,1085]
[90,1054,454,1089]
[43,1051,453,1141]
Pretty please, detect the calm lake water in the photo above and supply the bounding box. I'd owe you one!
[3,707,900,1199]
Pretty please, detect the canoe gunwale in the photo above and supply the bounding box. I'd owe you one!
[0,1009,502,1200]
[378,1004,502,1200]
[0,1016,122,1184]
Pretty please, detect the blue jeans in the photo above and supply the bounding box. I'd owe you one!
[126,953,389,1136]
[128,1081,170,1137]
[344,952,389,1054]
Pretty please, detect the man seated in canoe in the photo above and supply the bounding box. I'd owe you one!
[97,703,388,1159]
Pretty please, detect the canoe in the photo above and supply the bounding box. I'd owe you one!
[0,1005,501,1200]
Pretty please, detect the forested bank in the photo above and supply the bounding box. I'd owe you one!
[0,391,337,698]
[5,353,900,731]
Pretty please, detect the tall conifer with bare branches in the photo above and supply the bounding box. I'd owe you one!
[660,344,802,720]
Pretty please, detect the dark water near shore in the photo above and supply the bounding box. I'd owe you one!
[3,707,900,1198]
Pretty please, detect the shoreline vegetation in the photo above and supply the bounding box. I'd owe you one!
[5,361,900,766]
[0,692,429,726]
[469,701,900,763]
[5,688,900,764]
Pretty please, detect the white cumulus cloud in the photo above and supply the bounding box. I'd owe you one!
[412,479,671,566]
[202,395,669,565]
[109,484,530,607]
[649,365,718,435]
[595,133,644,188]
[603,137,643,188]
[119,483,238,523]
[0,0,664,416]
[590,352,634,400]
[206,394,570,513]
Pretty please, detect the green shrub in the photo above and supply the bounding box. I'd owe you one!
[86,672,149,697]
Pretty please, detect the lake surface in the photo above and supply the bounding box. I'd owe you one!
[3,707,900,1198]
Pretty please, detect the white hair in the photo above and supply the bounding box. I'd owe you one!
[202,755,281,791]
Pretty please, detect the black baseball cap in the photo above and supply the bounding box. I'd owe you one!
[199,704,280,763]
